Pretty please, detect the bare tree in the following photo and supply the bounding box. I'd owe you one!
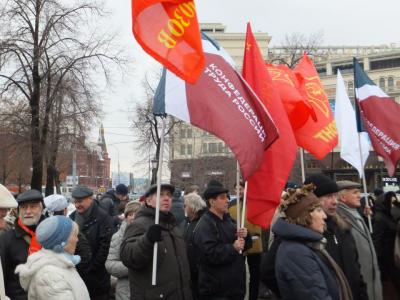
[0,0,125,191]
[268,32,324,68]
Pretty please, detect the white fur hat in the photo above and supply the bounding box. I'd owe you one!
[0,184,18,209]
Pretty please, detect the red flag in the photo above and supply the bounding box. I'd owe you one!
[266,64,315,130]
[132,0,204,83]
[293,54,338,159]
[242,23,297,228]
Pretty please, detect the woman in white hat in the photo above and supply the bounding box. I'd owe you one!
[0,184,17,234]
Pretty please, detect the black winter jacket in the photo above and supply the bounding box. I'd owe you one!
[193,210,252,298]
[273,218,340,300]
[70,200,113,297]
[99,190,122,231]
[324,215,368,300]
[120,205,192,300]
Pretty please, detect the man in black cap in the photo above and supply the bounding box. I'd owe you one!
[0,189,45,300]
[193,180,252,300]
[120,183,193,299]
[69,185,112,300]
[304,174,368,300]
[99,183,129,231]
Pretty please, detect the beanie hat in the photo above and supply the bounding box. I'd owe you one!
[116,184,129,196]
[0,184,18,209]
[44,194,68,213]
[304,174,338,197]
[36,216,73,252]
[124,201,141,217]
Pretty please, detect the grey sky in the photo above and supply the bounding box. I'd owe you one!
[97,0,400,179]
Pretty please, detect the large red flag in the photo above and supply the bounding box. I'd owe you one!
[243,23,297,228]
[132,0,204,83]
[293,54,338,159]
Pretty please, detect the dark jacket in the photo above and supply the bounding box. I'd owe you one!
[273,218,340,300]
[260,236,282,297]
[171,189,185,225]
[324,214,368,300]
[120,205,192,300]
[75,231,92,275]
[70,200,113,297]
[0,216,45,300]
[193,210,252,298]
[99,190,121,231]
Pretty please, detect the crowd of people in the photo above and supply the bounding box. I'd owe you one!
[1,174,400,300]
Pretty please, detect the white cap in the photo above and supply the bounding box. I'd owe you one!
[44,194,68,213]
[0,184,17,209]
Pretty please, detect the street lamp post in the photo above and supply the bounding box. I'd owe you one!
[151,157,158,185]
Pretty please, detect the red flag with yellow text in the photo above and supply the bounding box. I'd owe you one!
[132,0,204,83]
[293,54,338,159]
[266,64,315,130]
[243,23,297,228]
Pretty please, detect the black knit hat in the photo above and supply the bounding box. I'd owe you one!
[304,174,338,197]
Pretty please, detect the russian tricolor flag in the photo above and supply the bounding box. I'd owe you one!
[153,34,278,180]
[354,57,400,176]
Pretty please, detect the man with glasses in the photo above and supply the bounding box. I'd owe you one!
[0,189,45,300]
[305,174,368,300]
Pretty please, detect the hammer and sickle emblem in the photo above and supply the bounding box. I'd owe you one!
[304,77,329,118]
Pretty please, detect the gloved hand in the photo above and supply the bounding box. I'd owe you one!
[146,224,164,243]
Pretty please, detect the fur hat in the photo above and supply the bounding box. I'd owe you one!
[124,201,141,217]
[304,174,338,197]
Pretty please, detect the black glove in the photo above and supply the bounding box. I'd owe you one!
[146,224,164,243]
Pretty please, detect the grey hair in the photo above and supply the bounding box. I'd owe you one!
[184,193,206,214]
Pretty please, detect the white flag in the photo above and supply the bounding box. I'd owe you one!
[335,70,370,178]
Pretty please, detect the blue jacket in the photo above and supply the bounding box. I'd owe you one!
[273,218,339,300]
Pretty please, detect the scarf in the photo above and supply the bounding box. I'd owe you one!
[308,239,353,300]
[17,218,42,255]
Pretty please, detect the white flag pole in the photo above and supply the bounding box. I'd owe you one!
[151,117,166,286]
[240,181,248,228]
[299,148,306,183]
[357,133,373,233]
[235,161,241,231]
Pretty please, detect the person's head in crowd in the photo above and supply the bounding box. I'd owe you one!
[0,184,18,230]
[304,174,339,217]
[172,188,183,202]
[184,192,206,221]
[377,191,397,215]
[124,201,141,224]
[115,184,129,201]
[203,180,229,218]
[373,187,384,199]
[44,194,68,216]
[337,180,361,209]
[185,184,200,195]
[280,184,326,234]
[144,183,175,213]
[36,216,79,255]
[71,185,94,214]
[17,189,44,227]
[234,180,245,199]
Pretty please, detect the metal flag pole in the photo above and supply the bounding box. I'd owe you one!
[357,133,373,233]
[299,148,306,183]
[236,161,241,231]
[240,181,248,228]
[151,117,166,285]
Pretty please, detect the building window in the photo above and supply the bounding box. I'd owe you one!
[180,144,185,155]
[202,143,208,153]
[347,81,353,91]
[388,76,394,90]
[187,144,193,155]
[379,77,385,89]
[186,128,192,138]
[208,143,217,153]
[218,143,224,153]
[180,128,186,138]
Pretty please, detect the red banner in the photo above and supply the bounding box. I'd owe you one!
[132,0,204,83]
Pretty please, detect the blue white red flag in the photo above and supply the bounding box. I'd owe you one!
[354,57,400,176]
[153,34,279,180]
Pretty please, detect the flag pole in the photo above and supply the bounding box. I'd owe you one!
[357,133,373,233]
[236,161,241,230]
[151,117,166,285]
[240,181,248,228]
[299,148,306,182]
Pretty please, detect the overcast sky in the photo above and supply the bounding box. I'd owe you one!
[97,0,400,179]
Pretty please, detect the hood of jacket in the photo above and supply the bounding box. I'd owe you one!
[15,249,75,291]
[272,217,323,243]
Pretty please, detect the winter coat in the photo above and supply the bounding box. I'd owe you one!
[193,210,252,298]
[338,202,382,300]
[120,204,192,300]
[70,200,113,297]
[0,217,44,300]
[106,221,130,300]
[324,215,368,300]
[273,218,340,300]
[171,190,185,225]
[99,190,122,232]
[74,232,92,275]
[1,258,9,300]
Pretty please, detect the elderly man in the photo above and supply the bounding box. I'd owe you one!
[337,180,382,300]
[0,189,45,300]
[120,183,192,300]
[69,185,112,300]
[304,174,368,300]
[194,180,251,300]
